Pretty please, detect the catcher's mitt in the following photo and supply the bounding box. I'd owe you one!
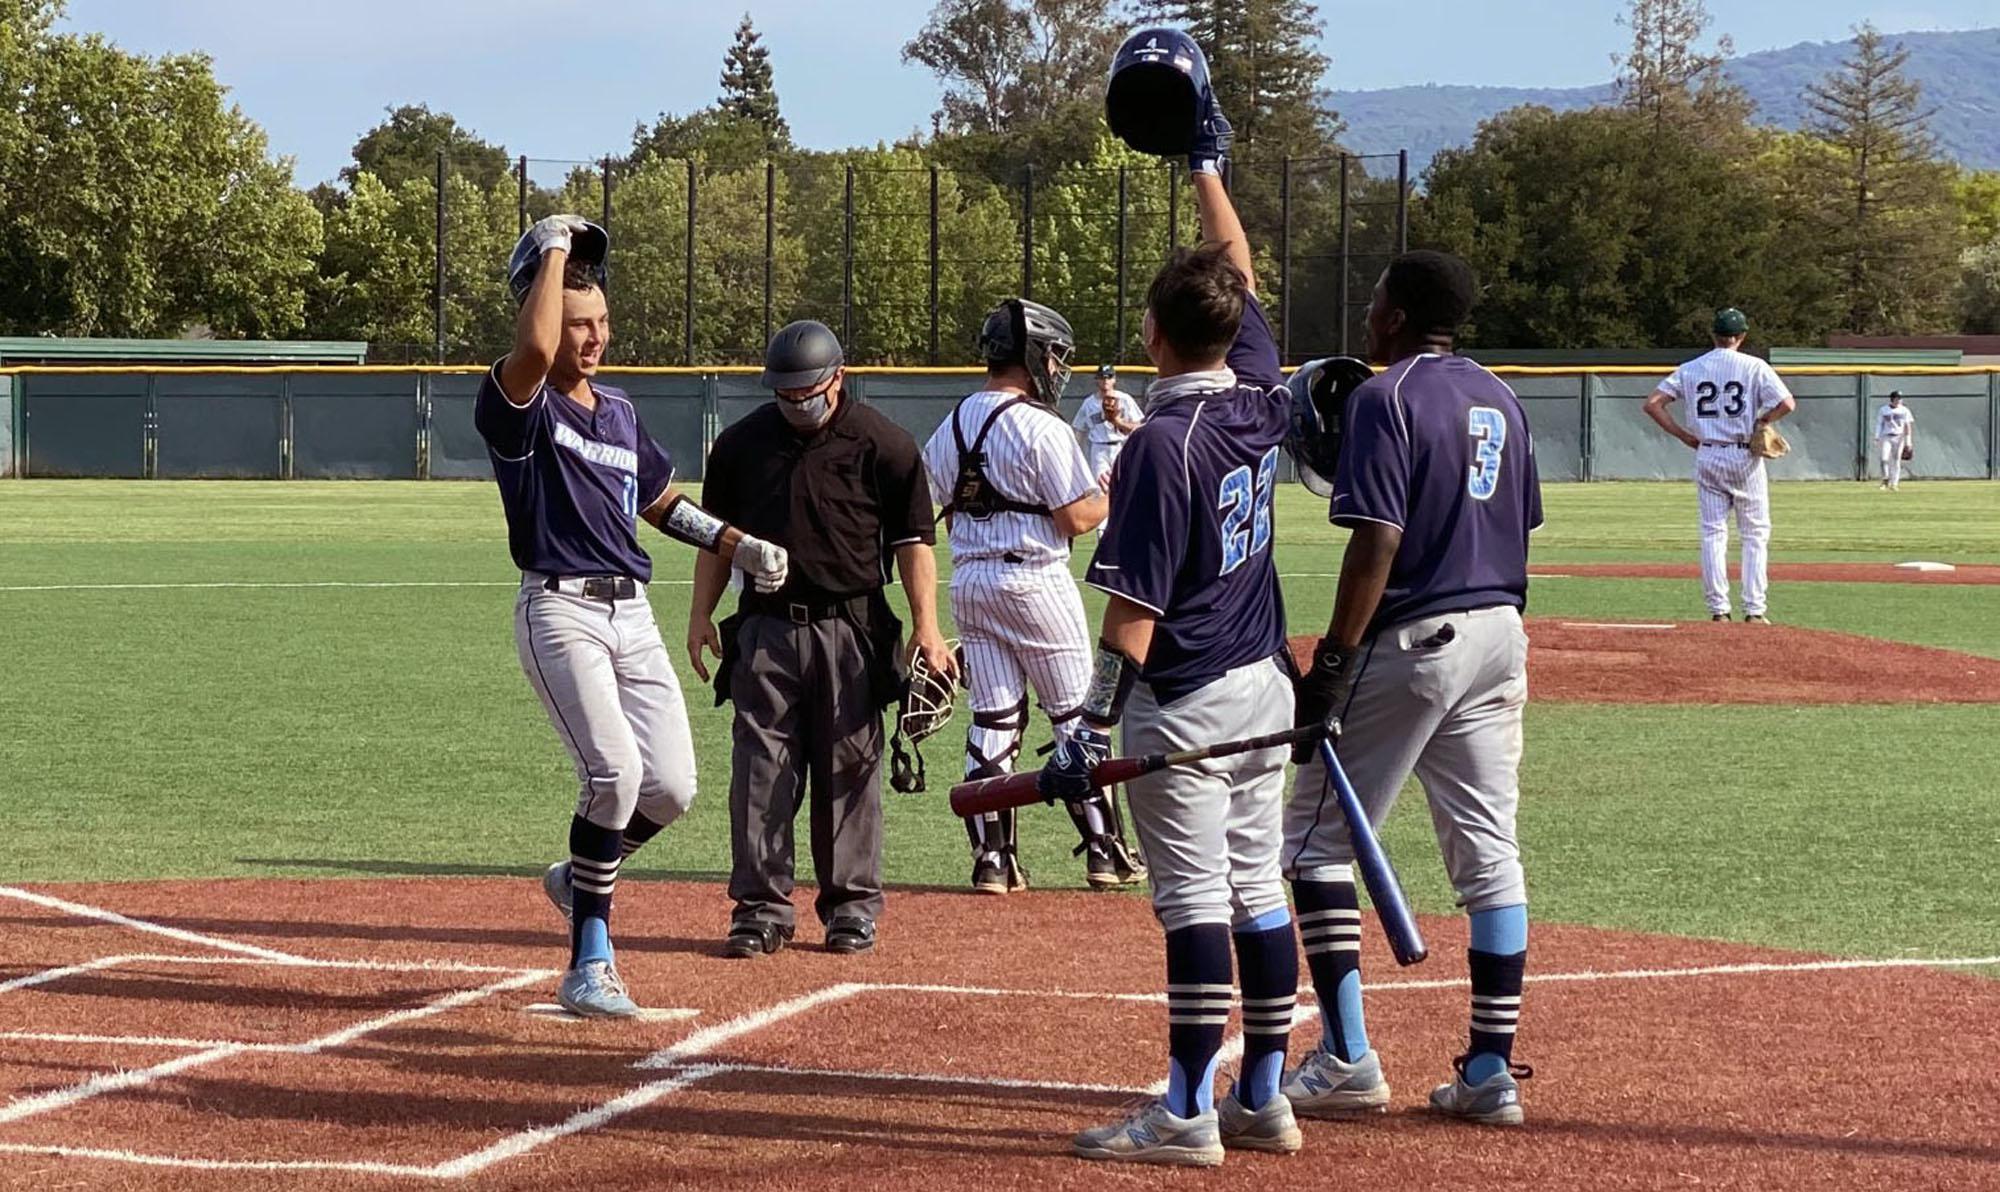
[889,641,963,794]
[1748,422,1789,459]
[1901,443,1914,462]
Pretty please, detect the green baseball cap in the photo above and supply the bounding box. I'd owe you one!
[1713,308,1749,336]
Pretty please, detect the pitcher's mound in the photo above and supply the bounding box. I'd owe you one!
[1291,619,2000,704]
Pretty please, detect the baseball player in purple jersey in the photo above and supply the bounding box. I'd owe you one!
[922,298,1144,895]
[477,215,788,1018]
[1040,119,1303,1166]
[1285,251,1543,1124]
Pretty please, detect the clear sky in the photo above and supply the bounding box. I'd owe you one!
[59,0,2000,186]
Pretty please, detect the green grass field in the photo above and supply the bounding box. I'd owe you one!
[2,480,1996,960]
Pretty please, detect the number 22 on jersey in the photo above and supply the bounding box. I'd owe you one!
[1467,407,1507,500]
[1218,446,1279,575]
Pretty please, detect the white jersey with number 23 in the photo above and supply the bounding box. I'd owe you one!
[1658,347,1793,442]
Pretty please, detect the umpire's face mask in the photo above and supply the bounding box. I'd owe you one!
[776,375,839,431]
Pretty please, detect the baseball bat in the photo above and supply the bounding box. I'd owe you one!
[947,724,1321,818]
[1317,738,1428,967]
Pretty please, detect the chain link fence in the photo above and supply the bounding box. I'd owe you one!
[376,150,1407,367]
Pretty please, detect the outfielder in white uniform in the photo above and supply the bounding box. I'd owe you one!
[922,298,1145,895]
[1642,308,1797,623]
[1073,364,1146,489]
[1875,392,1916,490]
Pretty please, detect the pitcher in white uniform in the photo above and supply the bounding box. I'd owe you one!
[922,297,1146,894]
[1073,364,1146,489]
[1642,308,1797,623]
[1874,391,1916,490]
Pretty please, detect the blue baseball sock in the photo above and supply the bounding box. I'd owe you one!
[1464,903,1528,1084]
[1163,922,1233,1118]
[1293,869,1369,1062]
[568,815,623,969]
[1231,907,1298,1110]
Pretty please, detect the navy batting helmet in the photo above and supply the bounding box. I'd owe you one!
[507,218,608,306]
[978,298,1076,409]
[1285,356,1375,497]
[1106,27,1211,156]
[760,320,844,391]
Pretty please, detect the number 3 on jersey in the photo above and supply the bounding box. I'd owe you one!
[1218,446,1279,575]
[1467,407,1506,500]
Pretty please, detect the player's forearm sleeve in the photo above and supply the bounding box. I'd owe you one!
[657,494,727,552]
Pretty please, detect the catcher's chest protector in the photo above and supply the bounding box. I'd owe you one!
[945,396,1054,521]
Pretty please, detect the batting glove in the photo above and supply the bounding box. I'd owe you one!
[1189,93,1233,177]
[1292,636,1359,762]
[527,213,589,258]
[733,534,789,594]
[1038,723,1112,805]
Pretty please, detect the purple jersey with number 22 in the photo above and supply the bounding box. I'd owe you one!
[1086,296,1290,703]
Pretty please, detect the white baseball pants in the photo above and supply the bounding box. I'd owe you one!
[1694,446,1771,618]
[1877,436,1909,487]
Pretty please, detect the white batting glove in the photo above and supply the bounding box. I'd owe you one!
[527,214,589,258]
[734,534,789,594]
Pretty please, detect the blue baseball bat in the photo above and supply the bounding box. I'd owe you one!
[1317,737,1428,966]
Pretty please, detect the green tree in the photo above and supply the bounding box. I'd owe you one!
[343,103,511,192]
[1799,24,1960,333]
[0,5,322,337]
[1613,0,1750,142]
[629,108,774,172]
[1953,169,2000,247]
[1136,0,1341,158]
[1031,135,1183,362]
[718,13,789,149]
[1957,238,2000,334]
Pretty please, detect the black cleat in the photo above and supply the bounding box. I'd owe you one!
[723,921,792,959]
[971,850,1009,895]
[1710,614,1731,622]
[825,917,876,954]
[1085,836,1147,889]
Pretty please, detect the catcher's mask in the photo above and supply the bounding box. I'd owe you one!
[1284,356,1374,497]
[508,219,608,306]
[978,298,1076,410]
[889,641,963,794]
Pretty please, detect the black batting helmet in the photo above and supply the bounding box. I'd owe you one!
[1106,27,1211,156]
[1285,356,1375,498]
[978,298,1075,409]
[760,320,844,391]
[507,219,608,306]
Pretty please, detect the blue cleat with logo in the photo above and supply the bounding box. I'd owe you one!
[1072,1098,1223,1167]
[1281,1046,1392,1117]
[556,960,639,1019]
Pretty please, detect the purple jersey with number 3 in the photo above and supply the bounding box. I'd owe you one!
[1330,353,1542,634]
[1086,296,1290,702]
[475,363,675,581]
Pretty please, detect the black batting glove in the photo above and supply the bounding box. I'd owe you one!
[1292,636,1359,763]
[1039,723,1112,805]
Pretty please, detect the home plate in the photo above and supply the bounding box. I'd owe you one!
[523,1004,701,1023]
[1895,561,1957,572]
[1557,621,1677,631]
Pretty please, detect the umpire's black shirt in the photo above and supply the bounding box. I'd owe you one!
[705,397,935,604]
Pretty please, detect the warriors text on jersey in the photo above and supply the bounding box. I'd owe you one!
[475,364,674,580]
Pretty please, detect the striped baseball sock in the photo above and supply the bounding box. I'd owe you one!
[1163,922,1233,1118]
[1231,907,1298,1111]
[568,815,622,969]
[620,812,664,859]
[1293,868,1368,1062]
[1464,904,1528,1084]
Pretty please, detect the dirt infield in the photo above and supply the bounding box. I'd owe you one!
[1289,618,2000,704]
[1,879,1996,1191]
[1537,562,2000,585]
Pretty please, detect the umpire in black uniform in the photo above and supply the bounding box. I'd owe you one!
[690,320,954,957]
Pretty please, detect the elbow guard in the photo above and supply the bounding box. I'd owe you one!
[658,494,727,552]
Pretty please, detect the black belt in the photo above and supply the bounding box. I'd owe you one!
[543,576,637,601]
[1700,440,1749,450]
[740,592,867,625]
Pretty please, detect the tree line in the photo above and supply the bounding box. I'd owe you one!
[2,0,1996,363]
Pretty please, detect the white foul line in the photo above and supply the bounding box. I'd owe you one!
[0,886,307,963]
[683,1060,1148,1098]
[0,955,133,995]
[1556,621,1677,631]
[0,1143,440,1178]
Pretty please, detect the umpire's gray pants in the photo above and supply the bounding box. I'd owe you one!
[1285,605,1528,912]
[727,613,885,929]
[1123,656,1293,933]
[514,575,697,832]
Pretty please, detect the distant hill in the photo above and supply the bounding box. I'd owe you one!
[1331,27,2000,175]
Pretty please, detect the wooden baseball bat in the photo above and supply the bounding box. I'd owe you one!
[947,724,1322,817]
[1316,737,1428,967]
